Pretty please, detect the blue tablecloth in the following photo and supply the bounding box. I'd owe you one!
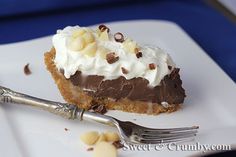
[0,0,236,82]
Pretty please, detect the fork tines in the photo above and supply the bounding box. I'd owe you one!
[134,126,199,144]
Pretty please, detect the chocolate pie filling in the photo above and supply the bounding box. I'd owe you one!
[64,68,185,104]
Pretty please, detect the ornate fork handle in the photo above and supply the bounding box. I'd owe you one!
[0,86,82,119]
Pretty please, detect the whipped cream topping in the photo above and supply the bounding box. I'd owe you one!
[52,25,175,87]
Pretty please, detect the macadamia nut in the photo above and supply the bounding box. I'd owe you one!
[80,131,99,145]
[93,141,117,157]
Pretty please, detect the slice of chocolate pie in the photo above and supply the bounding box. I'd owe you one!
[44,25,186,114]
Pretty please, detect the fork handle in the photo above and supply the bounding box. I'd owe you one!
[0,86,82,119]
[0,86,115,126]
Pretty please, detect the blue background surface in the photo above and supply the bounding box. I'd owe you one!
[0,0,236,82]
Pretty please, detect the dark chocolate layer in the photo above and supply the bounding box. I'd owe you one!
[67,68,186,104]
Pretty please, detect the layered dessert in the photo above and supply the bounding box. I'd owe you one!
[44,25,185,114]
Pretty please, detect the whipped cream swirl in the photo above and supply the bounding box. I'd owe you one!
[52,25,175,87]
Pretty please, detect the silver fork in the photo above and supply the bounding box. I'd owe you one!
[0,86,198,144]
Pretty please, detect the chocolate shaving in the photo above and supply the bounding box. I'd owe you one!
[136,52,142,58]
[149,63,156,70]
[98,24,110,33]
[121,67,129,74]
[112,141,124,149]
[87,147,94,151]
[24,63,32,75]
[106,52,119,64]
[168,65,172,70]
[64,128,69,131]
[89,101,107,114]
[114,32,124,43]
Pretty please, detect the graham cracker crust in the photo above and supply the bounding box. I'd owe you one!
[44,48,181,115]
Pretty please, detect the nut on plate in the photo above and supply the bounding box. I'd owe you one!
[104,131,120,142]
[93,141,117,157]
[96,133,107,144]
[80,131,100,145]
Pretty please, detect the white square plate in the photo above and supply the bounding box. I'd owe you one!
[1,20,236,157]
